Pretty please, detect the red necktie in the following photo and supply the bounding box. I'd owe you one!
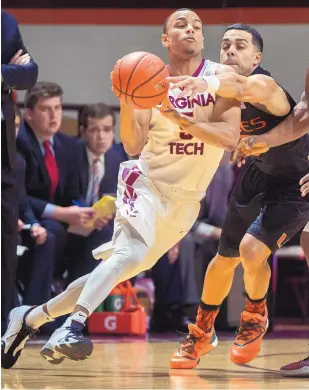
[43,140,59,200]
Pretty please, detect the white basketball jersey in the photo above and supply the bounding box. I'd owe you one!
[139,59,223,197]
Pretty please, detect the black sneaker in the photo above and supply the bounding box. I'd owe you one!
[1,306,37,369]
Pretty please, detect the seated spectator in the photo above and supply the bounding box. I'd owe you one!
[17,82,94,279]
[65,103,127,283]
[17,153,55,305]
[15,104,55,305]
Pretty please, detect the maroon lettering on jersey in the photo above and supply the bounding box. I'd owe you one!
[169,142,205,155]
[169,93,215,110]
[179,131,193,140]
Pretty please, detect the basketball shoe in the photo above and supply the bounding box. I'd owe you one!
[280,355,309,377]
[40,320,93,364]
[229,307,269,364]
[1,306,37,369]
[170,323,218,369]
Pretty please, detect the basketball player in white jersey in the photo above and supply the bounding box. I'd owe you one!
[1,8,241,368]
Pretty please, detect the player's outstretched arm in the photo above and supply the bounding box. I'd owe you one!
[160,97,240,151]
[119,103,151,156]
[167,71,291,117]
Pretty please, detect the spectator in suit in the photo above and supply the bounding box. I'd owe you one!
[14,105,55,305]
[17,82,94,278]
[1,10,38,330]
[66,103,127,283]
[17,152,56,305]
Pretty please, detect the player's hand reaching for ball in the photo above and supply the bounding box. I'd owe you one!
[167,75,208,99]
[230,136,270,167]
[300,173,309,197]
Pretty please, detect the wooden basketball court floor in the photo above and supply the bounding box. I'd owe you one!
[1,335,308,389]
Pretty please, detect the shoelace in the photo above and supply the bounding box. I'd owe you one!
[177,330,200,355]
[64,326,84,342]
[235,320,265,342]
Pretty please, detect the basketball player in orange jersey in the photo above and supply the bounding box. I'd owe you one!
[2,9,242,368]
[231,67,309,377]
[168,25,309,369]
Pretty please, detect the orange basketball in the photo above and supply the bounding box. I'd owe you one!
[112,52,169,109]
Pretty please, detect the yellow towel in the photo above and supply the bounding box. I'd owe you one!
[84,195,116,228]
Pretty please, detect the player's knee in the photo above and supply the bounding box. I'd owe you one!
[240,234,270,270]
[113,244,148,270]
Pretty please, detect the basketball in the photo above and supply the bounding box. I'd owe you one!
[112,51,169,109]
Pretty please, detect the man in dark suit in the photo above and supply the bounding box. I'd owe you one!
[66,103,126,283]
[1,10,38,329]
[17,152,55,305]
[17,82,94,278]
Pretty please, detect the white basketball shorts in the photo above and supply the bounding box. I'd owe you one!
[93,160,201,261]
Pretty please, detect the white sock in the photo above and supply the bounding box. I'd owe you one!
[63,311,88,328]
[25,305,54,329]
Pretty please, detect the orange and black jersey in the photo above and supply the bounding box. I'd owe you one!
[241,66,308,177]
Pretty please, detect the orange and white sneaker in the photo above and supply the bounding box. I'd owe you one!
[170,324,218,369]
[229,307,269,365]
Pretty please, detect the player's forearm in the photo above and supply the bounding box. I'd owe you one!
[201,73,273,102]
[261,103,309,147]
[119,104,145,156]
[200,73,250,100]
[184,121,238,151]
[215,73,246,100]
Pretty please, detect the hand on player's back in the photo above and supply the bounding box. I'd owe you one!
[230,136,270,167]
[300,174,309,197]
[167,76,208,99]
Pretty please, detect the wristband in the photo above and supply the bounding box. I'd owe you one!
[200,76,220,94]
